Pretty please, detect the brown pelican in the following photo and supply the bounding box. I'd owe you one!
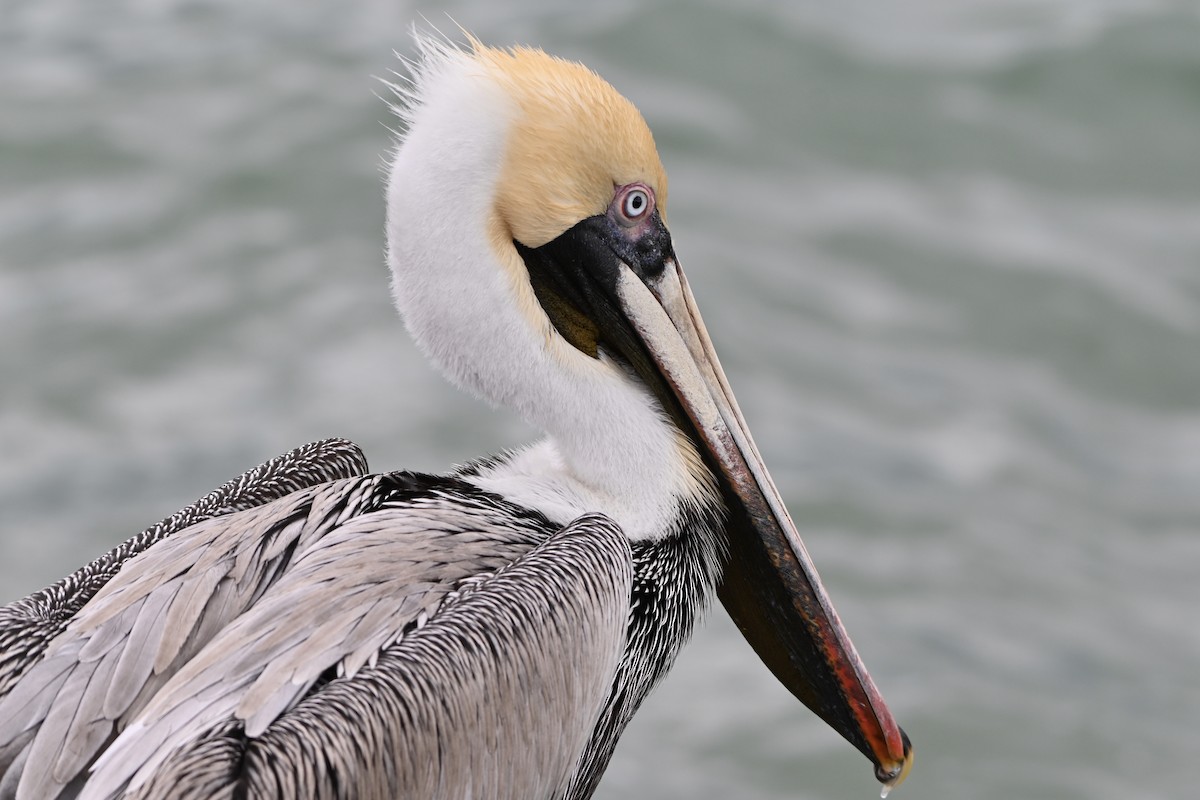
[0,36,912,800]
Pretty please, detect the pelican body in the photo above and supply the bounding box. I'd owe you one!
[0,37,911,799]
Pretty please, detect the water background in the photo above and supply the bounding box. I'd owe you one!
[2,1,1197,798]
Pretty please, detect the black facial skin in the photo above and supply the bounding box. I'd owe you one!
[516,207,675,377]
[516,208,674,312]
[515,208,687,434]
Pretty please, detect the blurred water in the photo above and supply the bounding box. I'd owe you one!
[2,1,1197,798]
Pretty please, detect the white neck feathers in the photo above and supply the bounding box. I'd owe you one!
[385,45,713,540]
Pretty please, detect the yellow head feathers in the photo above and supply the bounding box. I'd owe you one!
[471,42,668,248]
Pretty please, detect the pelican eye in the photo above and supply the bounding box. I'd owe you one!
[615,185,654,225]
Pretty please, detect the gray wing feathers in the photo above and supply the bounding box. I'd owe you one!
[79,504,551,798]
[101,514,633,800]
[0,438,368,696]
[3,455,634,800]
[0,474,387,800]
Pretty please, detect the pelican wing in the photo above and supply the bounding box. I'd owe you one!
[0,438,368,698]
[86,513,632,800]
[0,471,393,800]
[0,470,632,800]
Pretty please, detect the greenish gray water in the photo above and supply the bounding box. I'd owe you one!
[2,1,1197,798]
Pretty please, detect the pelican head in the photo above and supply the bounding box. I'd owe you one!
[385,36,912,791]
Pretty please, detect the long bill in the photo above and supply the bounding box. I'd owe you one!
[613,258,913,792]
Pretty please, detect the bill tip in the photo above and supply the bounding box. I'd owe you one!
[875,729,913,797]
